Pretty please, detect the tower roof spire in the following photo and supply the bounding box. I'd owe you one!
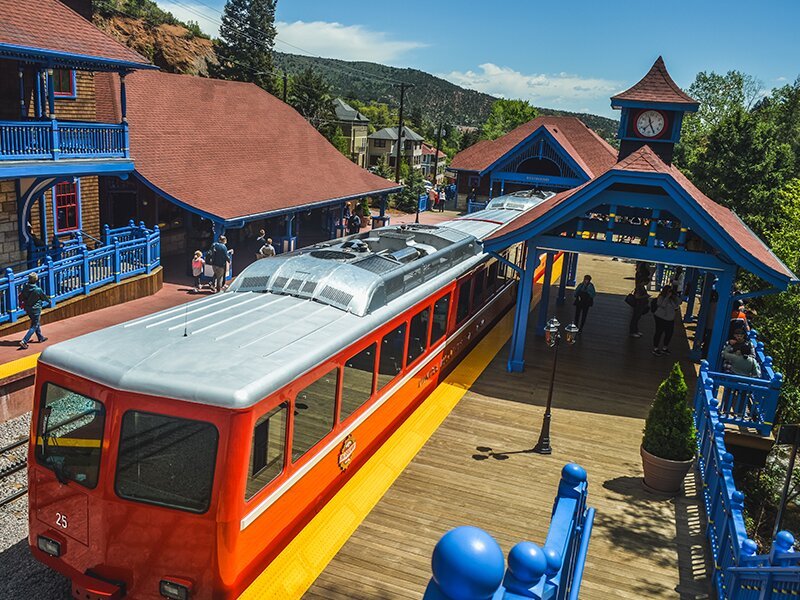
[611,56,699,107]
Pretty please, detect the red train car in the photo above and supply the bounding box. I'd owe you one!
[28,193,556,599]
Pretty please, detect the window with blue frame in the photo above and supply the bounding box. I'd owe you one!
[54,181,81,233]
[53,70,76,99]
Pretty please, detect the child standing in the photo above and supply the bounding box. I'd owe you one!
[191,250,205,292]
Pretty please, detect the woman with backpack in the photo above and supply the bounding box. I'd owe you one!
[18,272,50,349]
[651,285,682,356]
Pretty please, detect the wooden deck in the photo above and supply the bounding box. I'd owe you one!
[305,255,712,600]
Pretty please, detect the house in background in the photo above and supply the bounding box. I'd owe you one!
[333,98,369,168]
[421,143,447,183]
[367,126,423,170]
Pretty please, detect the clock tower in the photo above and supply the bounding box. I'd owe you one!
[611,56,699,164]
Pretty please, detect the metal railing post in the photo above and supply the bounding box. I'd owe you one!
[113,240,121,283]
[81,244,90,294]
[6,268,17,322]
[45,257,56,309]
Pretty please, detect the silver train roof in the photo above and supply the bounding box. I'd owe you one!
[40,190,554,409]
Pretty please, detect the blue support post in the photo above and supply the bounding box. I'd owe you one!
[45,257,56,308]
[605,204,617,242]
[34,69,42,119]
[683,268,699,322]
[556,253,568,306]
[706,268,735,370]
[113,239,121,283]
[18,65,25,120]
[647,209,661,247]
[566,252,578,287]
[46,68,55,119]
[690,273,714,358]
[536,252,554,336]
[6,268,17,322]
[500,180,505,196]
[508,242,537,372]
[81,244,90,294]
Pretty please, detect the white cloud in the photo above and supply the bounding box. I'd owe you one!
[440,63,621,111]
[275,21,426,63]
[158,1,220,37]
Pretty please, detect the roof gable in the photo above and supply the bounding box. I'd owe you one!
[368,126,423,141]
[611,56,698,108]
[0,0,152,69]
[484,144,795,286]
[449,116,617,178]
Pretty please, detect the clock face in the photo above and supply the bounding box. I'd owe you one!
[635,110,666,138]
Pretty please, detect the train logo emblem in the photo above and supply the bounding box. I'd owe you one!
[338,435,356,471]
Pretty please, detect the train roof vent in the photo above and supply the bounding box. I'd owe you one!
[310,250,357,260]
[353,255,402,275]
[318,285,354,309]
[236,275,271,292]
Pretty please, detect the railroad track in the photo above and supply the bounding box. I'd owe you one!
[0,437,28,508]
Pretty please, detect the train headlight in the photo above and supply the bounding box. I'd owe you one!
[159,579,190,600]
[37,535,61,557]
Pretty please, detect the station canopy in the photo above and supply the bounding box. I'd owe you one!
[95,71,400,225]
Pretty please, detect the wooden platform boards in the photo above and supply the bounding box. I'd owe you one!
[304,255,712,600]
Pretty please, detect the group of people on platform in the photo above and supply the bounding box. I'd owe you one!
[191,235,235,293]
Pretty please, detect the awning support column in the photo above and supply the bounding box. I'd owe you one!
[556,252,568,306]
[508,241,537,372]
[566,252,578,287]
[706,267,735,370]
[536,251,554,336]
[683,267,699,322]
[690,272,714,359]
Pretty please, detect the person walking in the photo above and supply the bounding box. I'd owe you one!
[573,274,596,331]
[209,235,232,293]
[347,211,362,235]
[191,250,205,292]
[628,283,650,337]
[256,237,276,259]
[18,272,49,349]
[652,285,682,356]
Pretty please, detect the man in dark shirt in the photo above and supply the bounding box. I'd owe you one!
[209,235,233,292]
[19,272,49,349]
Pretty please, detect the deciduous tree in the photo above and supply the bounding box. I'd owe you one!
[481,99,537,140]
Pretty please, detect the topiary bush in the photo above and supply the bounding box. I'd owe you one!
[642,362,696,461]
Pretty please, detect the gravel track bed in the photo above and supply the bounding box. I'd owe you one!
[0,412,71,599]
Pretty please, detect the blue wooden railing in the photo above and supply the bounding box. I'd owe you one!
[423,463,595,600]
[0,224,159,324]
[468,199,489,214]
[695,361,800,599]
[0,120,128,160]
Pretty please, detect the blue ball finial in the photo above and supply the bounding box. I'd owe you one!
[431,526,505,600]
[561,463,587,485]
[507,542,547,584]
[775,531,795,553]
[543,546,562,576]
[741,539,758,557]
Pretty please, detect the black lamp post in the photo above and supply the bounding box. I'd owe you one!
[533,318,579,454]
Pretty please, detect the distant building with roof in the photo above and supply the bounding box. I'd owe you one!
[421,143,447,183]
[333,98,369,168]
[449,116,617,209]
[368,126,424,170]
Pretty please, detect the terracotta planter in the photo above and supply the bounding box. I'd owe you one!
[640,445,693,495]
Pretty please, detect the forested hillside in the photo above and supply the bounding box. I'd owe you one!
[273,52,618,139]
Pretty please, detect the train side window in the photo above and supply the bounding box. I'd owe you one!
[431,294,451,344]
[487,262,499,291]
[116,411,218,513]
[246,404,287,500]
[456,279,472,324]
[473,269,485,305]
[407,308,430,365]
[292,367,337,462]
[377,323,407,391]
[341,343,376,422]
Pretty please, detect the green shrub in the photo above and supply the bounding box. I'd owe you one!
[642,363,696,461]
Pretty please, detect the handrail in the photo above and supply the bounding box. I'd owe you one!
[568,508,595,600]
[0,119,127,160]
[695,361,800,599]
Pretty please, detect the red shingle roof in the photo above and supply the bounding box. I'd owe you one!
[449,116,617,178]
[0,0,151,67]
[611,57,698,107]
[96,71,399,221]
[421,143,446,158]
[486,145,794,282]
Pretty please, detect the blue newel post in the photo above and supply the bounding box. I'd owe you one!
[508,242,537,372]
[535,252,554,336]
[683,268,699,322]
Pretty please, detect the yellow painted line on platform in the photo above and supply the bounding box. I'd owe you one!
[0,353,40,380]
[239,257,562,600]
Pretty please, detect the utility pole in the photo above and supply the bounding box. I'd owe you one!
[394,82,412,184]
[432,123,444,187]
[282,69,288,103]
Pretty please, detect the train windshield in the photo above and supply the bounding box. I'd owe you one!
[34,383,106,489]
[115,411,218,513]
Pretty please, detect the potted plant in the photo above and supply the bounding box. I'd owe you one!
[641,363,697,494]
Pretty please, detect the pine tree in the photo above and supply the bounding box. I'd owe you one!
[289,67,335,125]
[214,0,277,93]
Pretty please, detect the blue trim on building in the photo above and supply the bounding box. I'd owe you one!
[0,42,157,72]
[0,158,134,180]
[610,98,699,112]
[53,69,77,100]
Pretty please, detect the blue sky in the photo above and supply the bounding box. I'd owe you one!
[160,0,800,118]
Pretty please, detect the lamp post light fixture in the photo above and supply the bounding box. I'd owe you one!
[533,318,579,454]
